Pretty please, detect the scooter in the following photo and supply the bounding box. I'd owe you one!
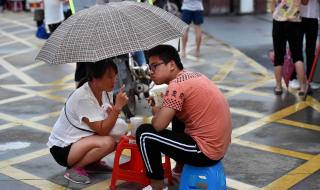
[113,53,151,118]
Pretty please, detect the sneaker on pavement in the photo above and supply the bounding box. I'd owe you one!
[85,160,112,173]
[289,79,300,89]
[310,82,320,90]
[64,167,90,184]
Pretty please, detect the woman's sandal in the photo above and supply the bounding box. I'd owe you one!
[274,87,283,96]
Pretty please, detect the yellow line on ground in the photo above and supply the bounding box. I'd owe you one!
[2,85,67,103]
[83,179,112,190]
[29,111,60,121]
[226,177,261,190]
[230,48,271,78]
[0,112,52,133]
[0,166,67,190]
[50,73,75,86]
[0,148,49,168]
[0,27,38,49]
[263,154,320,190]
[306,96,320,112]
[218,84,273,97]
[212,60,236,81]
[0,60,45,80]
[230,107,264,118]
[224,78,273,98]
[0,111,59,132]
[232,138,314,161]
[232,101,309,138]
[0,93,34,105]
[0,17,36,30]
[276,119,320,132]
[0,59,39,84]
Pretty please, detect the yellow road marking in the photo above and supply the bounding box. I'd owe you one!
[0,59,39,84]
[263,154,320,190]
[230,107,264,118]
[224,78,273,97]
[232,138,314,161]
[212,60,236,81]
[83,179,112,190]
[0,112,52,133]
[0,111,59,131]
[0,93,34,105]
[0,60,45,80]
[0,166,67,190]
[227,177,261,190]
[0,148,49,168]
[307,96,320,112]
[232,101,309,138]
[218,84,273,97]
[231,48,270,77]
[276,119,320,132]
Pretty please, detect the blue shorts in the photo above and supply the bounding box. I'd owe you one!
[181,10,204,25]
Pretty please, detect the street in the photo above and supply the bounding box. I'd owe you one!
[0,11,320,190]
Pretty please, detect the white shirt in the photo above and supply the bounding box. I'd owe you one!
[44,0,64,25]
[47,82,127,148]
[300,0,320,19]
[181,0,203,11]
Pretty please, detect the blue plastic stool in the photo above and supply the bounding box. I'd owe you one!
[179,161,226,190]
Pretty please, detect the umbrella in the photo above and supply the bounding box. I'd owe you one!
[36,1,187,64]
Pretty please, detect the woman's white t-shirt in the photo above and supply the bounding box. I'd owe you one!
[47,82,126,148]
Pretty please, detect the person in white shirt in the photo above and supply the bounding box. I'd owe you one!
[181,0,204,58]
[47,58,129,184]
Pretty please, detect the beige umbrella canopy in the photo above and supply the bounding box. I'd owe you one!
[36,1,187,64]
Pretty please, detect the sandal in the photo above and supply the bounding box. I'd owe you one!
[274,87,283,96]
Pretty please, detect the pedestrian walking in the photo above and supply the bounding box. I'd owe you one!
[180,0,203,58]
[136,45,232,190]
[271,0,307,96]
[300,0,320,90]
[47,59,129,184]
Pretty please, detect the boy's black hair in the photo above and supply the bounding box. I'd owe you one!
[146,45,184,70]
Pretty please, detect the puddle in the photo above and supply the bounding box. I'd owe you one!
[0,142,31,151]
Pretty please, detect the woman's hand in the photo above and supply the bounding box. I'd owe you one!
[114,85,128,111]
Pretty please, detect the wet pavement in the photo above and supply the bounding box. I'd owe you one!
[0,11,320,190]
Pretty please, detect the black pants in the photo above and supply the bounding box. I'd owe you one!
[301,17,318,79]
[136,119,219,180]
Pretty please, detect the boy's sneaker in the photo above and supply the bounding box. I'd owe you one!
[310,82,320,90]
[289,79,300,89]
[85,160,112,173]
[64,167,90,184]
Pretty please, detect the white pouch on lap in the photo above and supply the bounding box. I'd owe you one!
[110,118,128,140]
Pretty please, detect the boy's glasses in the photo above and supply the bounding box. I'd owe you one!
[149,61,165,72]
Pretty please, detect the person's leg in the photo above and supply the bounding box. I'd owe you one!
[67,135,116,168]
[136,124,217,189]
[288,22,306,94]
[303,17,318,79]
[272,20,286,93]
[181,10,192,57]
[193,10,204,57]
[171,117,185,174]
[48,22,61,33]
